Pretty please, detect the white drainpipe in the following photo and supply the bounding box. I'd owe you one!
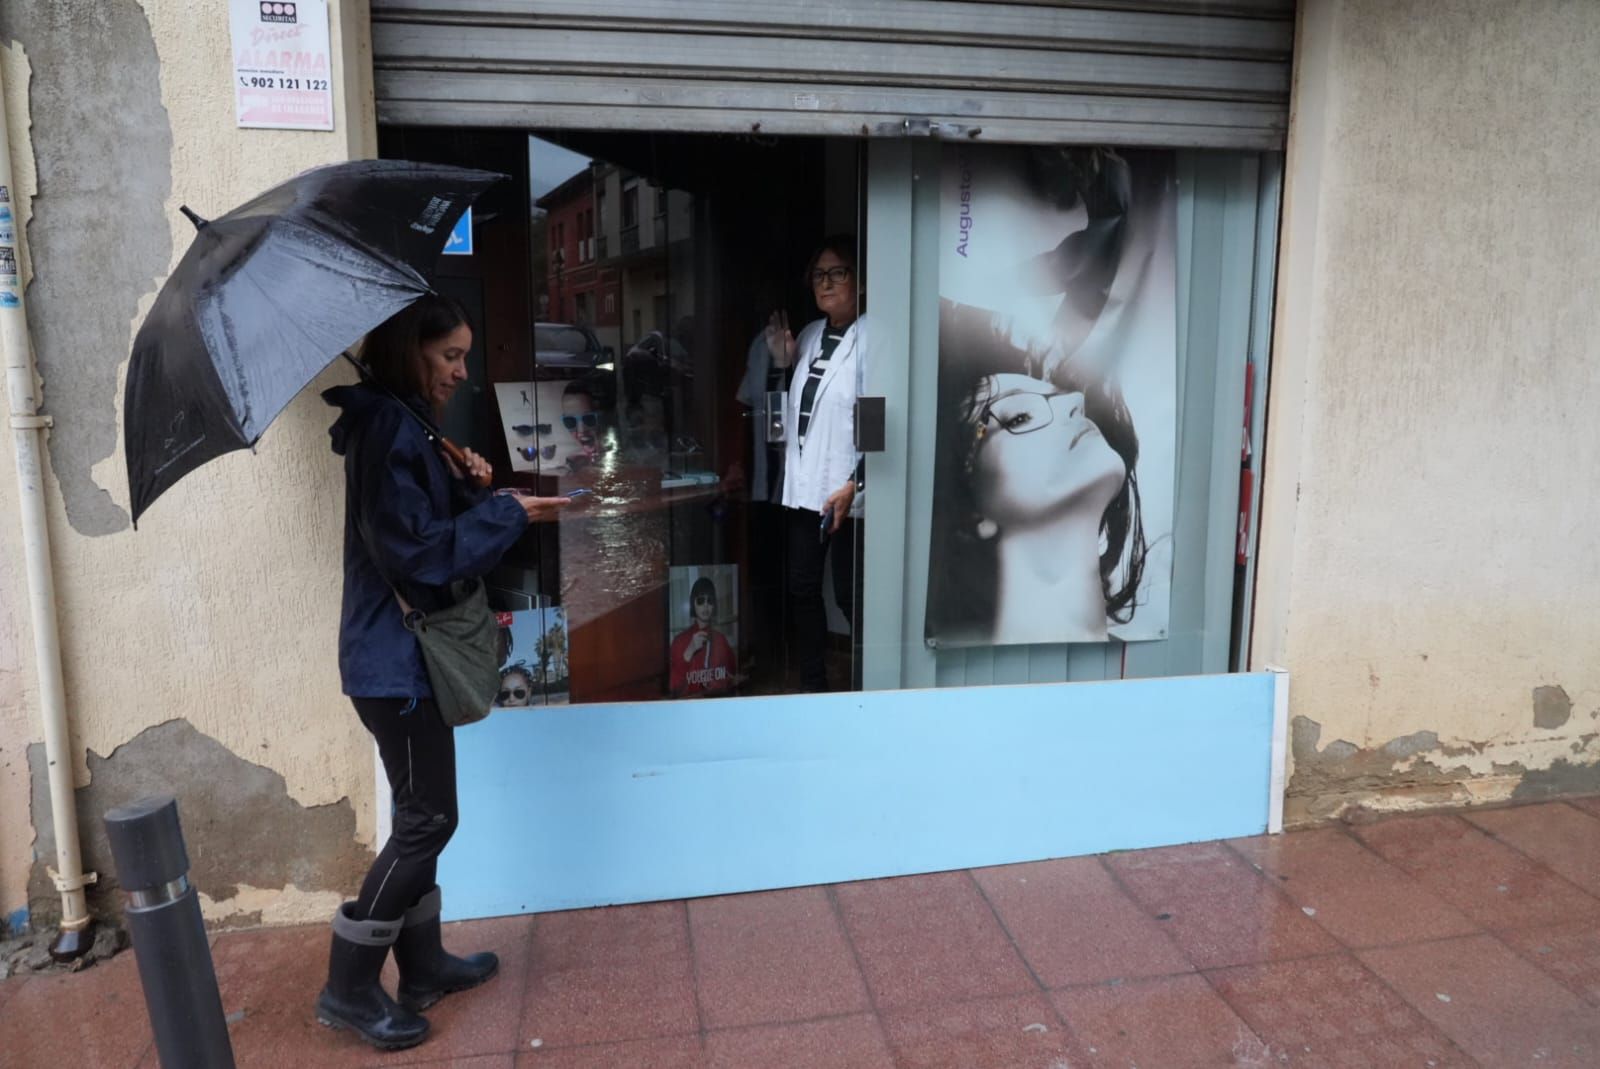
[0,65,96,955]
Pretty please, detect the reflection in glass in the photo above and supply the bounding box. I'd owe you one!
[472,133,862,704]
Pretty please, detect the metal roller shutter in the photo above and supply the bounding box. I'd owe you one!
[372,0,1294,149]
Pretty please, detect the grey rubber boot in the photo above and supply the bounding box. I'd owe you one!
[394,885,500,1011]
[314,902,430,1051]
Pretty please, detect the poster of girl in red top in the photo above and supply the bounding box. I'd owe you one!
[668,566,738,697]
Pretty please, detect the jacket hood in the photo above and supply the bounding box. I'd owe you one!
[323,383,388,457]
[324,383,439,456]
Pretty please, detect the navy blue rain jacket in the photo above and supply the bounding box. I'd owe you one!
[324,383,528,699]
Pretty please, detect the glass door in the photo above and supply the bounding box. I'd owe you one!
[480,132,868,706]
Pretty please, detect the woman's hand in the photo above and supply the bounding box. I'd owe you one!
[515,495,572,523]
[764,310,797,369]
[684,631,709,661]
[446,447,494,485]
[822,480,855,534]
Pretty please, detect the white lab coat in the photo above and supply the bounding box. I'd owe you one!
[781,315,866,516]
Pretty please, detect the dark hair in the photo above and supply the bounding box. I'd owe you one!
[360,293,470,404]
[925,299,1148,644]
[805,233,859,285]
[689,576,717,611]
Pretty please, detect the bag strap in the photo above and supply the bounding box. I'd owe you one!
[349,456,425,633]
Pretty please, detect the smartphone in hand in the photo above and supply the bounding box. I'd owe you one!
[566,488,593,499]
[818,505,833,543]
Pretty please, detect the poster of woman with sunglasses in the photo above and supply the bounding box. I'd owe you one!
[492,380,604,475]
[493,607,571,707]
[925,145,1177,648]
[667,565,739,697]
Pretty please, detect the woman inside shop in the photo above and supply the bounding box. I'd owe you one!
[765,234,866,692]
[319,294,569,1051]
[926,299,1148,647]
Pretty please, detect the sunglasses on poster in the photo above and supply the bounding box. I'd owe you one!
[519,443,558,460]
[511,423,553,437]
[562,412,598,430]
[497,685,529,703]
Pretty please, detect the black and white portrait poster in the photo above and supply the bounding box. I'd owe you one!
[925,146,1177,648]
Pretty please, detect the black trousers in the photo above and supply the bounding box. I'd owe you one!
[351,696,459,922]
[785,506,858,691]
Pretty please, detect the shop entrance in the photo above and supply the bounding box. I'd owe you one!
[381,126,867,705]
[374,123,1289,919]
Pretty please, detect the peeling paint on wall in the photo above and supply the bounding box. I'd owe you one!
[1287,714,1600,825]
[1533,685,1573,730]
[1510,759,1600,802]
[0,0,173,534]
[27,720,370,928]
[1288,715,1486,823]
[0,1,377,934]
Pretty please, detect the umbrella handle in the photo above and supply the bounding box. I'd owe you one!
[437,437,493,488]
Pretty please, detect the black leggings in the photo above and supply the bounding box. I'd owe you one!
[351,697,459,922]
[786,507,858,691]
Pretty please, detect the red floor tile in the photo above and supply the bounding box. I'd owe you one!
[206,923,391,1069]
[207,916,532,1069]
[1051,974,1266,1069]
[1104,841,1341,969]
[704,1014,894,1069]
[972,857,1192,987]
[880,992,1084,1069]
[385,1057,516,1068]
[832,872,1036,1011]
[1361,934,1600,1067]
[518,1035,704,1068]
[385,917,535,1062]
[0,975,27,1018]
[1228,829,1480,948]
[1568,796,1600,820]
[0,948,153,1069]
[1468,802,1600,897]
[688,887,868,1029]
[1206,955,1473,1067]
[1498,921,1600,1006]
[1354,813,1600,931]
[520,902,698,1050]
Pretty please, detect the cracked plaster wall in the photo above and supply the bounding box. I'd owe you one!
[1255,0,1600,821]
[0,1,379,927]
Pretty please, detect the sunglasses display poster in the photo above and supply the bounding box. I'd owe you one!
[666,564,739,698]
[494,608,570,707]
[493,380,602,476]
[926,145,1178,649]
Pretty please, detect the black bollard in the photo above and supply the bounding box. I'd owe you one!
[104,796,237,1069]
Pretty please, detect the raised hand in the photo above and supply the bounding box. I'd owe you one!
[764,310,797,369]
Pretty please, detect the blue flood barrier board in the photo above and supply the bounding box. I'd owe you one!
[438,671,1276,919]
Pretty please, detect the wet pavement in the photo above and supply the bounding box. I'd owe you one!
[4,798,1600,1067]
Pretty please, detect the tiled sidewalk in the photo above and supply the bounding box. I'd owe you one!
[5,799,1600,1067]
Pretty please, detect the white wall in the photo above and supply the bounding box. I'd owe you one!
[1254,0,1600,822]
[0,0,377,927]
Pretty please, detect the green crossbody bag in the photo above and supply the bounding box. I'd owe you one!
[388,578,500,727]
[358,506,501,727]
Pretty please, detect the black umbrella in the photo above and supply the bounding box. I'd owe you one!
[124,159,506,524]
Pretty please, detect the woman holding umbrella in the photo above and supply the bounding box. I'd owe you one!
[316,294,568,1050]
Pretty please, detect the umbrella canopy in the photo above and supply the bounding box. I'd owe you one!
[124,159,505,523]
